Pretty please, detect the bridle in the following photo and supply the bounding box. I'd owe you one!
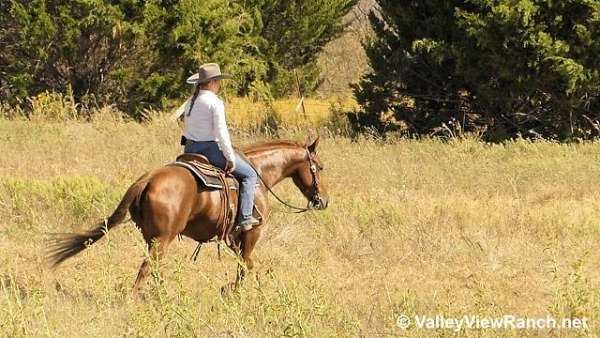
[306,150,325,209]
[247,148,324,213]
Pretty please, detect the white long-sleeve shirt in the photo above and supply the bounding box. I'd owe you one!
[183,90,235,162]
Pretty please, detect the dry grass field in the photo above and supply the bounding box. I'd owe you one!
[1,97,600,337]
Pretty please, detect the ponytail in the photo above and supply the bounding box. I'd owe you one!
[186,84,202,117]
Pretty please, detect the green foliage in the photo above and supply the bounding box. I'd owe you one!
[352,0,600,140]
[0,0,355,117]
[132,0,269,111]
[246,0,357,95]
[1,176,123,225]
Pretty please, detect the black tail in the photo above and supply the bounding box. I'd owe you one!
[47,174,151,268]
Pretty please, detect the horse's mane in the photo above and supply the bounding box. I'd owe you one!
[241,140,305,155]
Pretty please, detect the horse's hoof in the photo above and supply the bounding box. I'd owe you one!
[220,283,239,297]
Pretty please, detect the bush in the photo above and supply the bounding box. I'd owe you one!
[352,0,600,141]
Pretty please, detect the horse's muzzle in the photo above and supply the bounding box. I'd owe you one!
[311,195,329,210]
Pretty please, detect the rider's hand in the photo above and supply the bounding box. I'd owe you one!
[225,160,236,173]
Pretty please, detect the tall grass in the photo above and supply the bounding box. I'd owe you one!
[2,91,357,139]
[1,100,600,337]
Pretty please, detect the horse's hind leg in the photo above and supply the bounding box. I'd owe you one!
[132,257,151,294]
[132,235,173,294]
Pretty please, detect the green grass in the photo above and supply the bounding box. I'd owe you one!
[1,115,600,337]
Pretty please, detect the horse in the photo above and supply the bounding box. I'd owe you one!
[47,137,328,292]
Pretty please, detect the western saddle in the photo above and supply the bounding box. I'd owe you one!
[173,153,238,190]
[169,153,261,246]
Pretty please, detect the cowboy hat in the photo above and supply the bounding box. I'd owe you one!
[186,63,232,84]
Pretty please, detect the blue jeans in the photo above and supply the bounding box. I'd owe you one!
[184,141,257,225]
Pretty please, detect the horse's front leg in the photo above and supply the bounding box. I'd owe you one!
[236,195,269,286]
[235,226,261,285]
[241,226,261,269]
[221,226,261,295]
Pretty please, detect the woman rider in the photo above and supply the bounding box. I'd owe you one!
[181,63,259,231]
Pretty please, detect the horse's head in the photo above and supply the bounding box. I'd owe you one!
[292,137,329,210]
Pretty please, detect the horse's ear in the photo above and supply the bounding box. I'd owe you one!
[307,136,320,153]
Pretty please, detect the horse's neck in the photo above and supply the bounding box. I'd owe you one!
[246,147,304,188]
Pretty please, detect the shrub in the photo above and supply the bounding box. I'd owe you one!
[353,0,600,141]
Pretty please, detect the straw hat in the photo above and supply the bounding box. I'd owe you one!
[186,63,232,85]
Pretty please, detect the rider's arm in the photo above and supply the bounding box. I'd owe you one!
[212,100,236,163]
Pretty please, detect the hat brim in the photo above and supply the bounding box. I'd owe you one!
[186,73,232,85]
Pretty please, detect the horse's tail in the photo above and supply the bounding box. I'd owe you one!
[47,173,152,268]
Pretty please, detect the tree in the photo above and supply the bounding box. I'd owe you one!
[244,0,358,96]
[0,0,356,115]
[0,0,266,114]
[127,0,268,111]
[352,0,600,140]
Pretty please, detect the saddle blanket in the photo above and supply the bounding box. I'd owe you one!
[170,159,238,190]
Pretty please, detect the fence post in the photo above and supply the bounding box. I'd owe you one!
[294,69,307,120]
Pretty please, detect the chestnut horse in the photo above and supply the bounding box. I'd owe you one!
[47,137,328,292]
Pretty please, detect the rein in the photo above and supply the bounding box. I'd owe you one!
[247,161,310,213]
[245,149,320,214]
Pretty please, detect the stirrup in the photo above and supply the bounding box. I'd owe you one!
[237,217,260,231]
